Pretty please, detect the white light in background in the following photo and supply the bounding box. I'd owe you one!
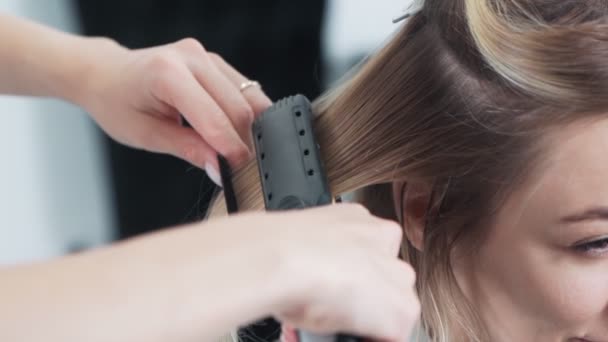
[0,0,115,264]
[323,0,412,84]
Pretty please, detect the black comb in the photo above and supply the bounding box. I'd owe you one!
[218,155,238,214]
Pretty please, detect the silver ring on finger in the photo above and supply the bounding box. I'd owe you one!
[239,80,261,93]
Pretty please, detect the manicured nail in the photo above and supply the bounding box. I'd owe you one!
[205,163,222,187]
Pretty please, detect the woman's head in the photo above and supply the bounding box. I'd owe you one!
[412,118,608,341]
[211,0,608,340]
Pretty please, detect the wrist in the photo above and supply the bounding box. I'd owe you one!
[220,219,297,321]
[165,217,296,338]
[59,36,128,109]
[265,222,315,318]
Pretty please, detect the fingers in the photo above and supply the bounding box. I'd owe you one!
[281,324,298,342]
[350,290,419,342]
[131,114,218,171]
[208,52,273,115]
[153,57,249,166]
[173,40,257,152]
[270,203,420,341]
[340,204,403,257]
[370,219,404,257]
[146,38,275,168]
[337,206,417,340]
[345,256,418,341]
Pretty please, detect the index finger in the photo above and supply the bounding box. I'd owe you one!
[159,67,250,166]
[209,53,273,116]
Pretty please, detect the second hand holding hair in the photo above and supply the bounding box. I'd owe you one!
[237,204,420,341]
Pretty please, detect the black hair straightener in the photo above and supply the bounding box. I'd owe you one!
[218,95,362,342]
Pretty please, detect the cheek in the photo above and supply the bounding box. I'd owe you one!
[531,258,608,324]
[475,232,608,328]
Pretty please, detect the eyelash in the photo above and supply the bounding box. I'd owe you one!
[574,237,608,257]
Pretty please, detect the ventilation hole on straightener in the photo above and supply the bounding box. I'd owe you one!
[268,193,273,201]
[303,149,310,156]
[308,169,315,176]
[299,129,305,136]
[261,153,265,160]
[264,173,269,180]
[295,111,302,117]
[257,133,262,141]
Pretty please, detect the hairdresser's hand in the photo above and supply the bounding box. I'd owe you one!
[75,38,272,179]
[261,204,420,341]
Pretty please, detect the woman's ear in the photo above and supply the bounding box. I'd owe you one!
[393,181,432,252]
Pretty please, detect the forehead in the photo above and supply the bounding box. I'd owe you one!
[500,117,608,222]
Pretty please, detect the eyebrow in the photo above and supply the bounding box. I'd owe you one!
[560,207,608,223]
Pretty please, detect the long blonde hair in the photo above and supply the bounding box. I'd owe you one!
[210,1,608,340]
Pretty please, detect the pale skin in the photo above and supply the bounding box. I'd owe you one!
[0,14,420,342]
[397,119,608,341]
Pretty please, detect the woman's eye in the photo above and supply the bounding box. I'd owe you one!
[574,237,608,257]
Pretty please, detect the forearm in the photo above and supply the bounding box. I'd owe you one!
[0,222,288,342]
[0,13,126,104]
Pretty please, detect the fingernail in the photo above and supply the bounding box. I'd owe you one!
[205,163,222,187]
